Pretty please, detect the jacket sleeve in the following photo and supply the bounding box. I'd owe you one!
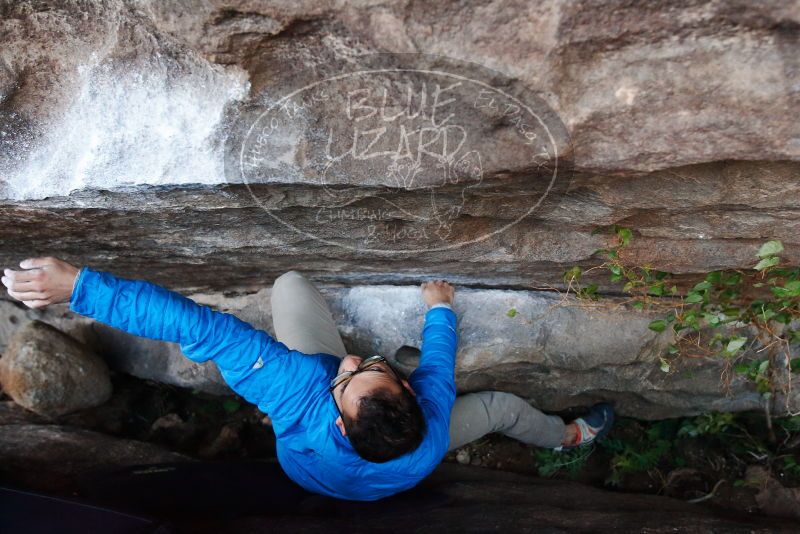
[69,267,331,427]
[408,305,458,449]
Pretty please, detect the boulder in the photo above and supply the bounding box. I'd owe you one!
[222,463,798,533]
[0,423,191,493]
[0,321,112,417]
[746,465,800,521]
[0,400,49,425]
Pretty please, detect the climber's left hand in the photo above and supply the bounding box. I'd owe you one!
[2,257,81,309]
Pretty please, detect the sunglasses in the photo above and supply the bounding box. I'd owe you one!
[329,355,391,391]
[329,355,402,421]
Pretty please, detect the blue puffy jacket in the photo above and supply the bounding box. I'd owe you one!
[70,267,458,501]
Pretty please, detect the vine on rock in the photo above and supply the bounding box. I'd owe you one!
[565,227,800,415]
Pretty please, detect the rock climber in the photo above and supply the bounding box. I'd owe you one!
[2,257,614,501]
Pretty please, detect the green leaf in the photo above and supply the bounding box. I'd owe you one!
[754,256,780,271]
[723,273,742,286]
[790,358,800,373]
[685,292,704,304]
[692,281,712,291]
[668,344,679,355]
[771,280,800,298]
[720,289,740,301]
[725,336,748,355]
[632,301,644,310]
[758,307,776,321]
[648,319,667,333]
[623,281,635,293]
[648,283,665,296]
[757,240,784,258]
[579,284,600,300]
[564,266,582,282]
[705,271,722,285]
[757,360,769,374]
[660,360,670,373]
[734,363,750,374]
[506,308,518,318]
[773,312,791,324]
[616,227,633,246]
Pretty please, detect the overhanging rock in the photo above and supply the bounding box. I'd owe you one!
[1,1,799,292]
[0,282,774,420]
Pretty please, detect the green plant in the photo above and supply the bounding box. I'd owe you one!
[733,359,772,394]
[565,229,800,402]
[781,455,800,478]
[533,447,592,478]
[518,413,800,492]
[676,411,771,461]
[775,415,800,433]
[600,421,675,486]
[677,412,735,438]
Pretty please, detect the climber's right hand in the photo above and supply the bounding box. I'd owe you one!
[2,257,81,309]
[421,279,455,308]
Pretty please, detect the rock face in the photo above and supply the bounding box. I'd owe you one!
[0,287,784,420]
[0,0,797,291]
[0,400,49,425]
[0,320,112,417]
[0,1,798,420]
[746,466,800,521]
[3,446,793,531]
[225,464,797,533]
[0,423,190,493]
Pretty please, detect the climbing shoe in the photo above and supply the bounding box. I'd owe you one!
[555,402,615,451]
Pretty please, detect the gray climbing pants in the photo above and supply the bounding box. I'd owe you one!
[271,270,567,452]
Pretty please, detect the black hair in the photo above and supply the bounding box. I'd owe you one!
[344,386,426,463]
